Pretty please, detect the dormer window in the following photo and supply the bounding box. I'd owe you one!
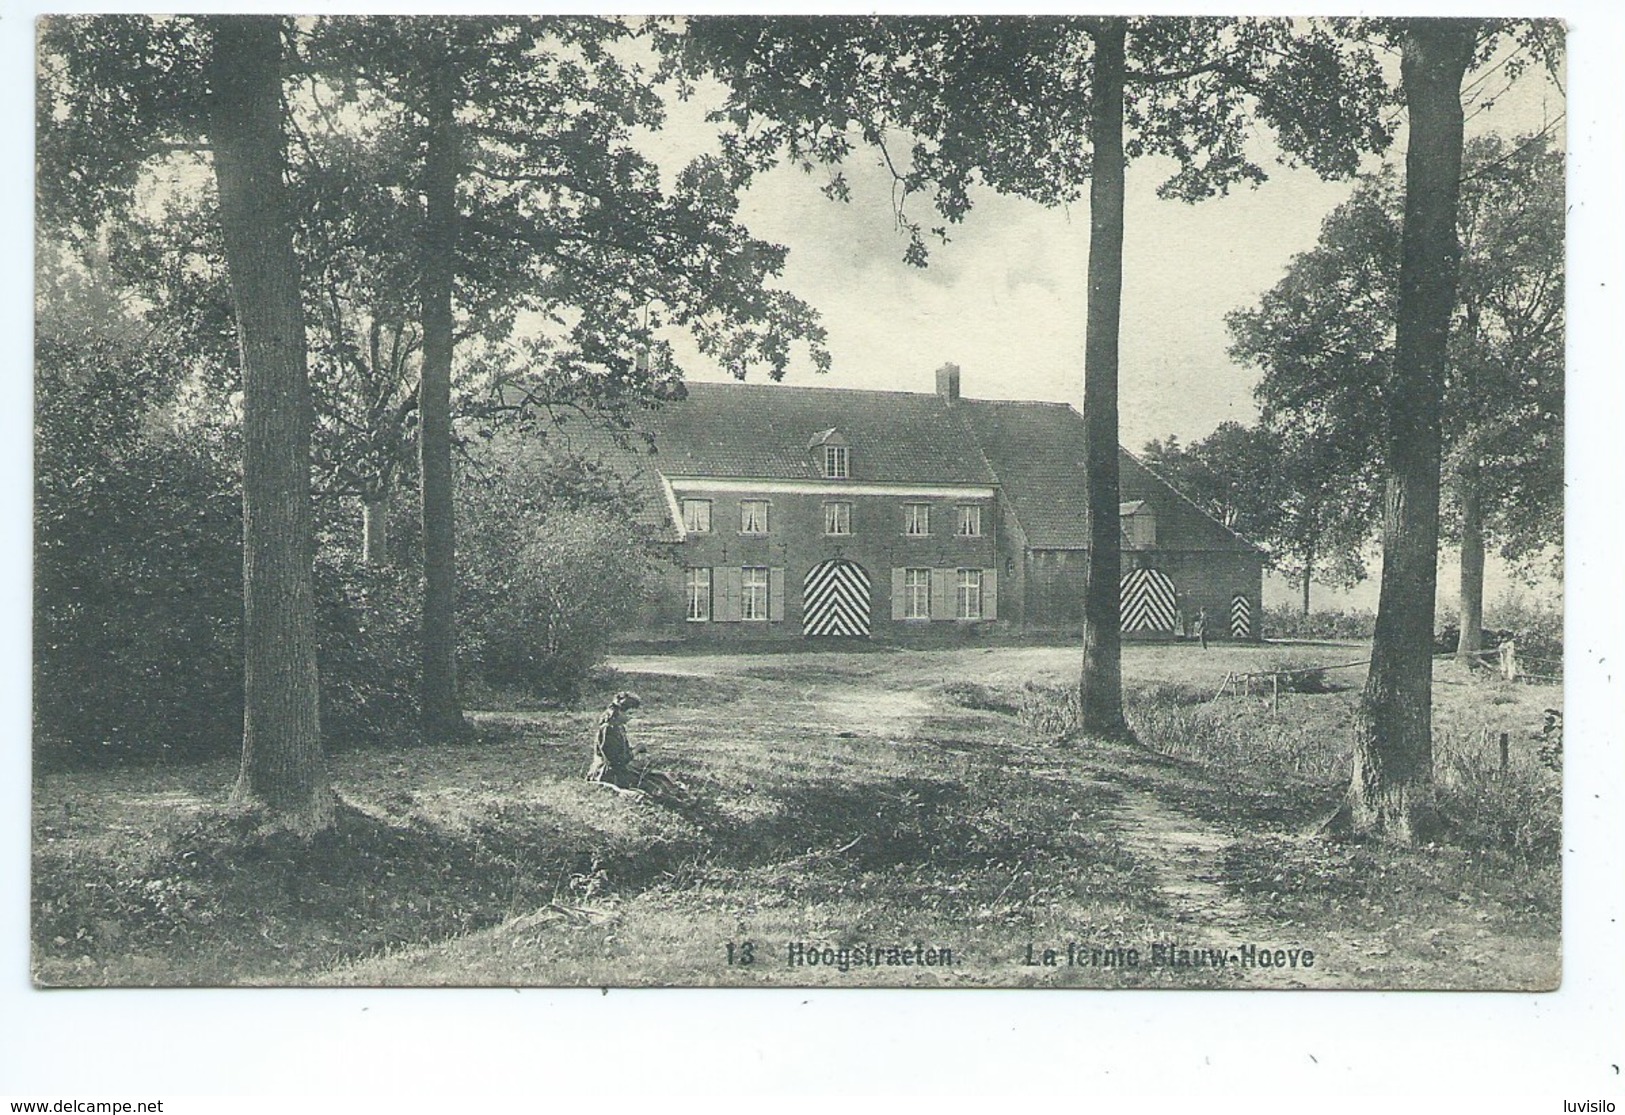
[1120,501,1157,549]
[824,444,849,479]
[809,428,851,479]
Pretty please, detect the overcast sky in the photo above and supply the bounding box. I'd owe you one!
[650,37,1565,454]
[1,6,1619,1097]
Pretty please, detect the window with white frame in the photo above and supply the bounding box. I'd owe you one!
[684,567,711,622]
[681,498,711,534]
[741,567,770,620]
[904,568,932,620]
[824,444,849,479]
[739,499,770,534]
[904,503,931,536]
[824,501,852,535]
[957,568,983,619]
[956,504,983,537]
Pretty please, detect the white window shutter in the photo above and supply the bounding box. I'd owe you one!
[931,568,954,621]
[770,567,785,622]
[983,568,998,620]
[721,567,743,622]
[891,568,907,620]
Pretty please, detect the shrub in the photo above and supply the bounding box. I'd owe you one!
[1259,659,1339,694]
[1017,682,1081,740]
[1536,708,1562,772]
[314,556,421,749]
[1262,605,1376,641]
[1017,676,1353,786]
[1432,622,1514,656]
[939,681,1017,715]
[1486,593,1564,665]
[1434,730,1561,863]
[461,507,656,703]
[36,298,433,767]
[1123,680,1207,707]
[34,338,245,766]
[1125,686,1351,784]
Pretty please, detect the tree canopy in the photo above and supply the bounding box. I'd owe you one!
[1227,133,1563,577]
[35,14,833,821]
[668,15,1394,736]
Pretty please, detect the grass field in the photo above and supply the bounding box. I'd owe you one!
[32,641,1561,989]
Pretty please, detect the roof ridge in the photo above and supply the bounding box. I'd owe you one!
[952,402,1028,542]
[682,379,1079,411]
[681,379,947,402]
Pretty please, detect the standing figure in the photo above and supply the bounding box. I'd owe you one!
[1194,607,1208,650]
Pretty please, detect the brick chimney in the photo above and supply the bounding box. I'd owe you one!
[935,362,961,404]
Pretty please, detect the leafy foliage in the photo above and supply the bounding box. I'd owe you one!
[34,327,243,766]
[314,557,422,748]
[669,17,1393,264]
[458,443,659,703]
[1261,604,1377,642]
[1227,133,1565,591]
[36,249,428,762]
[1433,731,1561,862]
[300,16,829,390]
[1140,423,1286,550]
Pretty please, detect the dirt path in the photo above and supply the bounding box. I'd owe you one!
[1082,777,1326,988]
[1101,784,1255,930]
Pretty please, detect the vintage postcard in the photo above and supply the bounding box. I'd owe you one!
[29,14,1567,994]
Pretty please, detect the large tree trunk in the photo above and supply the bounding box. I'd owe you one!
[362,492,390,567]
[1077,18,1129,739]
[1455,460,1485,663]
[208,16,332,835]
[418,58,465,741]
[1346,20,1477,843]
[1301,538,1314,617]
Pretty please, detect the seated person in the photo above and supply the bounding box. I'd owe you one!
[586,691,682,798]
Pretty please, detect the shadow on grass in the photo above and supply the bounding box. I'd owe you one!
[36,750,1160,984]
[692,765,1158,922]
[1082,737,1344,833]
[1218,833,1559,934]
[33,796,712,986]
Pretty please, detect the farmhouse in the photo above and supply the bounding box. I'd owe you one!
[586,364,1263,642]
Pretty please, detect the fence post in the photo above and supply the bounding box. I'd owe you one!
[1499,639,1518,682]
[1271,673,1280,713]
[1499,732,1510,773]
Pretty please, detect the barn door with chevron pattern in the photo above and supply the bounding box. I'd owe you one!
[1120,567,1177,634]
[1230,594,1252,639]
[803,559,872,637]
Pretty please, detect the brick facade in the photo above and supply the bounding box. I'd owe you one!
[641,484,1005,639]
[588,368,1265,644]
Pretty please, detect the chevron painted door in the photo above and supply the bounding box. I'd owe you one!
[1230,594,1252,639]
[803,559,872,637]
[1120,568,1177,634]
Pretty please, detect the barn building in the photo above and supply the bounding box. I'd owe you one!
[591,364,1263,642]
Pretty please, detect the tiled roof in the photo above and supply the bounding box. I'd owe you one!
[957,398,1260,552]
[956,398,1099,549]
[632,381,996,485]
[542,380,1257,552]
